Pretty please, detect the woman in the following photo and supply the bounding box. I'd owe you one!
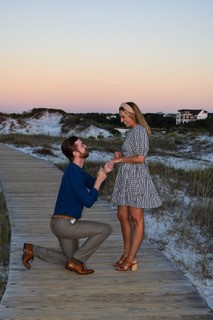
[111,102,162,271]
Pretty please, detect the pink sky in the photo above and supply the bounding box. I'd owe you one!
[1,0,212,114]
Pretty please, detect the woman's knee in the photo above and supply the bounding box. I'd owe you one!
[117,206,129,221]
[117,212,130,224]
[131,216,144,230]
[117,209,129,221]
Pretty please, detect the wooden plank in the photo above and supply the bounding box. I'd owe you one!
[0,142,212,320]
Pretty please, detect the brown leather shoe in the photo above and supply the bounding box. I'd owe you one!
[22,243,34,269]
[65,259,94,275]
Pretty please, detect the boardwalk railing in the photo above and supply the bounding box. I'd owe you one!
[0,143,212,320]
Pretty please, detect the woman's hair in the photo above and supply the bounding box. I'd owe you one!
[119,102,151,137]
[61,136,79,161]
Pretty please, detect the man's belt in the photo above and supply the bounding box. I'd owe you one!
[52,214,75,220]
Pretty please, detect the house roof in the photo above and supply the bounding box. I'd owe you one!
[177,109,207,115]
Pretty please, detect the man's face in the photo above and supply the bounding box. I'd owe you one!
[75,139,89,158]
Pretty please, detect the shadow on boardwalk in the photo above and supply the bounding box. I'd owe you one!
[0,143,212,320]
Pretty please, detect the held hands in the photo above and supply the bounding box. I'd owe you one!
[104,161,114,173]
[96,160,114,187]
[109,151,123,164]
[102,151,123,173]
[94,153,120,192]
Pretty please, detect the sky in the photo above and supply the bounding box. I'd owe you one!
[1,0,213,114]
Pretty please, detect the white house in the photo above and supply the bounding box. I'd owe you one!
[176,109,208,125]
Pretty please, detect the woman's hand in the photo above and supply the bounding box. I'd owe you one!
[109,151,123,164]
[110,155,145,164]
[114,151,122,158]
[110,157,122,164]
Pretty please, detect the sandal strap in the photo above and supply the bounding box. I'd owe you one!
[116,259,138,271]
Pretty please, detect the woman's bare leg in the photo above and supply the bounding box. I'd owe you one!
[127,207,144,262]
[117,205,132,257]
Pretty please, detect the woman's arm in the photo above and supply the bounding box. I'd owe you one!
[111,155,145,164]
[111,126,148,164]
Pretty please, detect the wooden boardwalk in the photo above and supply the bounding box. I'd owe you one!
[0,142,212,320]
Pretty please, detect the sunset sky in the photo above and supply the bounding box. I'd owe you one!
[1,0,212,114]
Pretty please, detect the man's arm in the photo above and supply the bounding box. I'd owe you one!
[93,167,107,191]
[70,168,107,208]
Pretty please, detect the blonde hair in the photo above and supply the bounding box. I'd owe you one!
[119,102,151,137]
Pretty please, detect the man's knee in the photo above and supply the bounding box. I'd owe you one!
[102,223,112,237]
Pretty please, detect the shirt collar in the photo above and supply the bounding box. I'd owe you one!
[69,162,84,172]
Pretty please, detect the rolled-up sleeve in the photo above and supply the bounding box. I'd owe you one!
[134,126,149,156]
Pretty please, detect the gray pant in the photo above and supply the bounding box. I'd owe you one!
[33,218,111,266]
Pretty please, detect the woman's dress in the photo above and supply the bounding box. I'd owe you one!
[111,125,162,208]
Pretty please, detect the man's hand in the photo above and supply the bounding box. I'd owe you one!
[94,167,107,191]
[104,161,114,173]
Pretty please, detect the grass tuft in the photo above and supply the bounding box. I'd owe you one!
[0,189,10,301]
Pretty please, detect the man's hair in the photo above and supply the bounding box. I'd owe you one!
[61,136,79,161]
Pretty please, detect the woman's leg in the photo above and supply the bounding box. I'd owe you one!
[117,205,132,257]
[127,207,144,262]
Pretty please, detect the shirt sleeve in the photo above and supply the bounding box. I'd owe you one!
[84,172,96,190]
[133,126,149,156]
[69,171,99,208]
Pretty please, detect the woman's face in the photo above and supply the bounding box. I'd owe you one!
[119,110,136,128]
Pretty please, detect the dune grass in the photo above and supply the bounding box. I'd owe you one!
[149,163,213,236]
[0,133,122,153]
[0,189,10,301]
[0,133,62,147]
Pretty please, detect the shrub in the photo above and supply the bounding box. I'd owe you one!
[0,134,62,148]
[185,167,213,198]
[0,190,10,301]
[0,192,10,263]
[34,148,55,156]
[189,200,213,236]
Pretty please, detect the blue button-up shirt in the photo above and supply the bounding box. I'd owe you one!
[54,162,99,219]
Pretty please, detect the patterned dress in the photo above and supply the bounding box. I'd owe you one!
[111,125,162,208]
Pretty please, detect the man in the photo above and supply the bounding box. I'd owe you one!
[22,136,113,275]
